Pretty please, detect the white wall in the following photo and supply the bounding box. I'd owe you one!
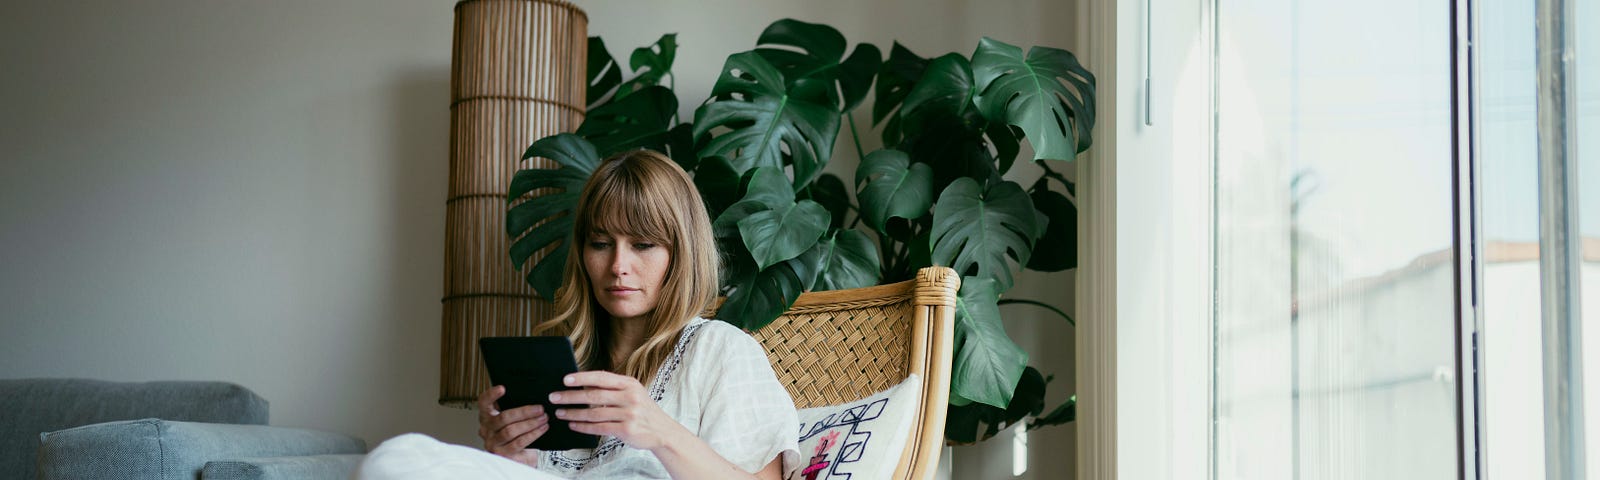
[0,1,1083,476]
[0,0,472,448]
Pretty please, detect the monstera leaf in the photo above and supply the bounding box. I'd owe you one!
[718,258,805,331]
[506,134,601,300]
[740,202,830,270]
[753,19,881,112]
[586,37,622,108]
[855,149,933,234]
[946,366,1048,443]
[615,34,677,101]
[1025,183,1076,272]
[712,200,769,292]
[930,178,1040,290]
[972,37,1097,161]
[873,42,931,146]
[576,85,677,157]
[693,51,839,189]
[899,53,975,132]
[950,276,1028,409]
[729,168,828,270]
[1030,394,1077,430]
[693,156,742,219]
[801,173,851,230]
[790,229,880,292]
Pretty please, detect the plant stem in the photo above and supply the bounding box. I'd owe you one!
[1036,161,1073,190]
[997,298,1075,326]
[848,112,867,161]
[668,74,680,125]
[877,231,895,280]
[1033,162,1077,203]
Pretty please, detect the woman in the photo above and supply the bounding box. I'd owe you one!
[360,150,799,479]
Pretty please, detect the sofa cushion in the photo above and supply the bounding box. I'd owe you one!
[0,378,268,480]
[37,419,366,480]
[202,454,367,480]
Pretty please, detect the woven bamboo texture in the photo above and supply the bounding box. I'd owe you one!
[713,266,959,480]
[440,0,587,407]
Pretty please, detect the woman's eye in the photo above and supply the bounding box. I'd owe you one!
[588,241,612,249]
[632,242,656,250]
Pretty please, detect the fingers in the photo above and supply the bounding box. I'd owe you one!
[553,406,630,423]
[567,419,625,438]
[563,370,638,390]
[476,385,506,422]
[498,422,550,454]
[549,372,645,407]
[481,406,549,452]
[548,388,628,407]
[494,404,546,425]
[478,404,543,442]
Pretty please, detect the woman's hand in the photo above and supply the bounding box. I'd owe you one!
[549,371,686,452]
[476,385,547,466]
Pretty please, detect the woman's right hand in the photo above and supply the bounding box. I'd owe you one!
[476,385,547,467]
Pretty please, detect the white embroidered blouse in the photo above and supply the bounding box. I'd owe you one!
[534,317,801,479]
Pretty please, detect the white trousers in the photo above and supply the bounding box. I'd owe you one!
[355,433,566,480]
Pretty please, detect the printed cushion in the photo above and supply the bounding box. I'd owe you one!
[787,374,921,480]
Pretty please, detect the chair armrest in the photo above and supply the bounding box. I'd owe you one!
[202,454,366,480]
[38,418,366,480]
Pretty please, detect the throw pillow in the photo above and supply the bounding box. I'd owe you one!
[788,374,921,480]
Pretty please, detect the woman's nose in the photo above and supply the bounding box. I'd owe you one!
[610,251,630,276]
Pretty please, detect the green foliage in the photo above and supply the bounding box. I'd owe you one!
[731,168,831,270]
[1026,177,1077,271]
[792,229,880,291]
[971,38,1097,160]
[576,85,678,157]
[506,134,600,301]
[505,22,1095,444]
[620,34,677,99]
[950,276,1028,408]
[931,178,1041,291]
[753,19,881,112]
[693,52,839,189]
[855,149,932,234]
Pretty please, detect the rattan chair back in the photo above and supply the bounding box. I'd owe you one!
[710,266,957,480]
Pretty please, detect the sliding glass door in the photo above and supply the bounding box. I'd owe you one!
[1208,0,1596,478]
[1212,0,1463,478]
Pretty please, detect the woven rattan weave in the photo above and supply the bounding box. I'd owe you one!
[711,266,958,480]
[440,0,587,406]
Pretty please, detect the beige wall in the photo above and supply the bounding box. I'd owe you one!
[0,1,1081,477]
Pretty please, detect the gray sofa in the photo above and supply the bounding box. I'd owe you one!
[1,378,367,480]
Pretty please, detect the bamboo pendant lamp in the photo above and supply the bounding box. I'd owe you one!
[441,0,586,407]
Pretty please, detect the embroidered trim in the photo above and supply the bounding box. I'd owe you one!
[546,318,711,472]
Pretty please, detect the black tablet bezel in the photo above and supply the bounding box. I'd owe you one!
[478,336,601,451]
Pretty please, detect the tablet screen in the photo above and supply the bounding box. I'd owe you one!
[478,336,601,451]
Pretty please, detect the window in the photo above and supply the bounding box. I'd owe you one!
[1212,0,1461,478]
[1100,1,1592,477]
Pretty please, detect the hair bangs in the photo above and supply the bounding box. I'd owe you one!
[580,165,676,247]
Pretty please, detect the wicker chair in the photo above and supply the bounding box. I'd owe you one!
[711,266,958,480]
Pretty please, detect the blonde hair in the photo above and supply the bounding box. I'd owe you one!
[532,149,720,385]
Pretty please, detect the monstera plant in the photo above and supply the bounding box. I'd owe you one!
[506,19,1093,444]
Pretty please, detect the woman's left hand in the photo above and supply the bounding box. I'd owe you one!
[549,371,685,452]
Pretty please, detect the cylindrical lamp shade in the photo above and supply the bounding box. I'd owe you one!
[441,0,586,407]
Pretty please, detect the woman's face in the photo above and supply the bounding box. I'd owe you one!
[582,231,671,323]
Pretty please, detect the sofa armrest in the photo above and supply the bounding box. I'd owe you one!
[37,418,366,480]
[202,454,366,480]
